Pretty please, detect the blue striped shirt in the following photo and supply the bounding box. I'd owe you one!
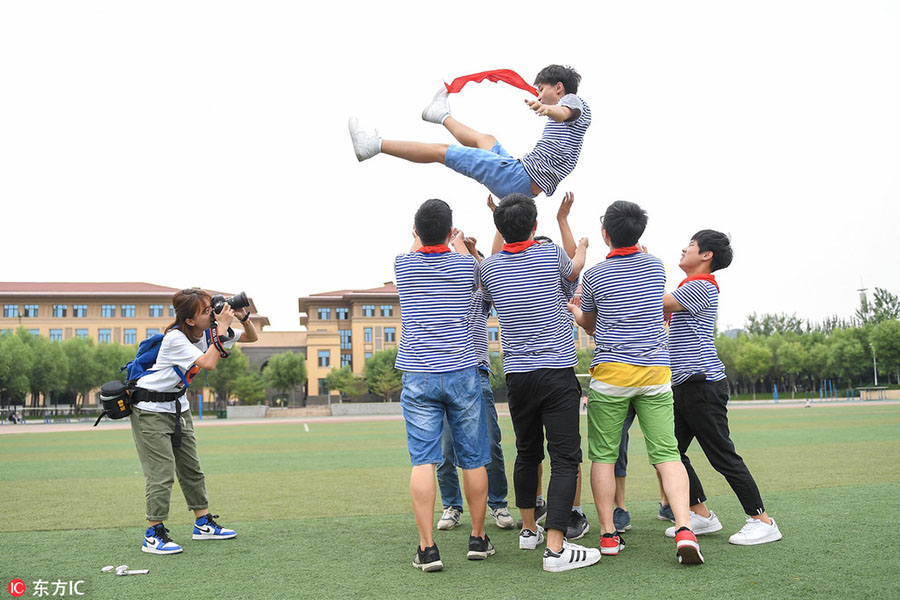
[479,243,578,373]
[580,252,670,368]
[468,288,491,372]
[394,250,479,373]
[669,280,726,385]
[519,94,591,197]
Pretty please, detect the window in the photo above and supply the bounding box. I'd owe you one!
[101,305,116,318]
[0,329,11,336]
[364,327,373,343]
[318,378,329,396]
[339,329,352,350]
[365,352,372,360]
[23,304,39,318]
[317,308,331,320]
[318,349,330,367]
[336,307,349,320]
[362,304,375,317]
[98,329,111,343]
[124,328,137,344]
[50,329,63,342]
[121,304,136,318]
[341,354,352,368]
[147,328,159,338]
[380,304,394,317]
[149,304,164,318]
[73,304,87,318]
[3,305,18,318]
[573,325,579,341]
[169,305,175,317]
[52,305,67,318]
[490,305,498,318]
[384,327,396,343]
[27,329,39,336]
[75,329,89,339]
[488,326,500,342]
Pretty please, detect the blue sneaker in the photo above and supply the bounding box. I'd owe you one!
[613,507,632,532]
[192,514,236,540]
[142,523,183,555]
[658,503,675,523]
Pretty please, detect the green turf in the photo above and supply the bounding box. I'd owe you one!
[1,404,899,599]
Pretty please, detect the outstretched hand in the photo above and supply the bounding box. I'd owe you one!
[487,195,497,212]
[525,97,551,116]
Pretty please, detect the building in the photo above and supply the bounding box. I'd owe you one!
[298,282,595,400]
[0,282,268,344]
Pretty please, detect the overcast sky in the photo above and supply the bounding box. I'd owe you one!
[1,1,898,332]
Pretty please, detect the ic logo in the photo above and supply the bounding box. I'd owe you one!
[8,579,26,597]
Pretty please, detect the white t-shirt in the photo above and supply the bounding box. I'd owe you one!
[134,328,241,413]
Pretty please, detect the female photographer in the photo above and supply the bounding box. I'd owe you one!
[130,288,258,555]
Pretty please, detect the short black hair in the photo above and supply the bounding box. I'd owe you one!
[493,194,537,243]
[534,64,581,95]
[602,201,647,248]
[414,199,452,246]
[692,230,733,272]
[533,235,554,244]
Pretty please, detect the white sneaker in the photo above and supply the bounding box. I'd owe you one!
[490,507,515,529]
[347,117,382,161]
[519,524,545,550]
[665,510,723,537]
[437,507,461,531]
[421,87,450,124]
[728,517,783,545]
[542,540,602,572]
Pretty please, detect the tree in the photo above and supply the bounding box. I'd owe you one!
[870,319,900,384]
[745,313,804,336]
[827,328,867,386]
[232,373,267,405]
[95,343,136,384]
[24,334,70,406]
[488,353,505,393]
[263,351,307,406]
[364,348,402,401]
[735,340,772,400]
[61,337,99,408]
[206,345,250,404]
[856,287,900,325]
[0,332,34,404]
[776,340,805,398]
[326,366,369,400]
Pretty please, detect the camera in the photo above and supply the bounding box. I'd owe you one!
[211,291,250,314]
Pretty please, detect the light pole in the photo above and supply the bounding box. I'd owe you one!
[871,343,878,386]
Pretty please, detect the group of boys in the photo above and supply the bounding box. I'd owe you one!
[373,64,781,574]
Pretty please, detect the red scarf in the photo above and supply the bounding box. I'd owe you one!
[606,245,641,259]
[678,274,719,292]
[417,245,450,254]
[502,240,538,254]
[444,69,538,97]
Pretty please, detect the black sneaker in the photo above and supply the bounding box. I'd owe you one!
[566,510,589,540]
[516,499,548,529]
[467,534,496,560]
[413,544,443,572]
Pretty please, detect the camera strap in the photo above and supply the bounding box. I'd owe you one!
[207,323,230,358]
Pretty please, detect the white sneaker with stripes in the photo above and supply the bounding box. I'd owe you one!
[542,540,601,572]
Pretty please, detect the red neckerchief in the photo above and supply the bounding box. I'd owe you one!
[678,274,719,292]
[416,245,450,254]
[502,240,538,254]
[444,69,538,97]
[606,245,641,259]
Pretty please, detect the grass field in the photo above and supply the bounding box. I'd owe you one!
[2,403,899,600]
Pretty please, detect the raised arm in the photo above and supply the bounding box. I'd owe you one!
[567,237,589,282]
[557,192,576,258]
[487,195,504,255]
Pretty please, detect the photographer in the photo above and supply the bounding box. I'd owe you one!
[130,288,258,555]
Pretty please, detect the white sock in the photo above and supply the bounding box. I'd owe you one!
[573,506,584,516]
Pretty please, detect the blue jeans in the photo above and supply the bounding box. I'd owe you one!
[437,370,508,510]
[444,141,535,199]
[400,368,490,468]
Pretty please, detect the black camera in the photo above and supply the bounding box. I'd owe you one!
[211,291,250,314]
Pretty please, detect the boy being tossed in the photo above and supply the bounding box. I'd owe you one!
[569,201,704,565]
[395,199,493,572]
[479,193,599,572]
[663,230,782,545]
[349,65,590,199]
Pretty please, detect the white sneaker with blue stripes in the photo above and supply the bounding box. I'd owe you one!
[542,540,601,572]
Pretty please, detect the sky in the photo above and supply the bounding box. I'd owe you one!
[1,1,898,332]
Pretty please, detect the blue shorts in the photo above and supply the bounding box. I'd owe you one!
[400,367,490,469]
[444,141,535,199]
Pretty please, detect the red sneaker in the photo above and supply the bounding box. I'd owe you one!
[675,528,704,565]
[600,532,624,556]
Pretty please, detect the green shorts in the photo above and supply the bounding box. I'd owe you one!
[587,387,680,465]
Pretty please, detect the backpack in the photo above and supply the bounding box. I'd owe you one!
[123,333,189,387]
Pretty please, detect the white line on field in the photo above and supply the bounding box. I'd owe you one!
[304,423,309,432]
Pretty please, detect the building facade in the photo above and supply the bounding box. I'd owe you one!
[298,282,595,399]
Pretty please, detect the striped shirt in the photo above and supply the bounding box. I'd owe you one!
[669,280,726,385]
[580,252,669,368]
[519,94,591,197]
[394,250,478,373]
[480,243,578,373]
[468,288,492,372]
